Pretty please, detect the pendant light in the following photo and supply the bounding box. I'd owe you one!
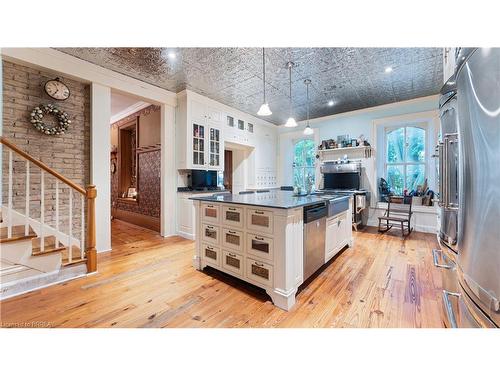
[284,61,298,127]
[257,48,272,116]
[303,79,314,135]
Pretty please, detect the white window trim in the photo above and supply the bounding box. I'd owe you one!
[383,123,428,194]
[293,138,316,190]
[371,110,439,205]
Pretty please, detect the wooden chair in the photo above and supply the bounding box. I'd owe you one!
[378,196,413,237]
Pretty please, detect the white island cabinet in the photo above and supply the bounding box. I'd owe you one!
[191,192,352,311]
[193,200,304,310]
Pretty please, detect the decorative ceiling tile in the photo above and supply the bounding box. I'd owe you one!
[57,47,443,124]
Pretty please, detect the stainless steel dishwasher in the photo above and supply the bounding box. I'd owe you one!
[303,202,327,281]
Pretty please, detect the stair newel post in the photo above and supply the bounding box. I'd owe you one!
[85,185,97,273]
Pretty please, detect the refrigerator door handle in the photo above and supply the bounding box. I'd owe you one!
[437,142,444,207]
[443,134,459,211]
[432,249,452,269]
[443,290,461,328]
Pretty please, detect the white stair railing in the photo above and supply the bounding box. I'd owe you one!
[1,136,97,273]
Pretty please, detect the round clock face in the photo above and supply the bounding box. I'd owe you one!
[44,79,70,100]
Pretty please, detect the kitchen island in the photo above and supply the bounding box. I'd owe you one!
[190,191,352,310]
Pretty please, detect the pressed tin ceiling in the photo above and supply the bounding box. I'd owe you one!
[57,48,443,125]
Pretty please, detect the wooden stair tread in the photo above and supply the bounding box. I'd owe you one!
[0,225,37,243]
[63,258,87,267]
[32,245,67,256]
[31,236,65,254]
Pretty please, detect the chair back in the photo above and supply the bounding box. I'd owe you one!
[387,196,413,219]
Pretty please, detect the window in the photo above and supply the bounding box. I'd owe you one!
[385,124,426,195]
[293,139,316,191]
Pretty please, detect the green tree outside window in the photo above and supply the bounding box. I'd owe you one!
[385,125,426,195]
[293,139,316,191]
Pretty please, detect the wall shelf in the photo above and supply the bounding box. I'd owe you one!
[318,145,372,159]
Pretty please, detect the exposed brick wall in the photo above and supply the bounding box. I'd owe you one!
[2,60,90,233]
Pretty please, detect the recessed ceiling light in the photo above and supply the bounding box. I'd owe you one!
[385,66,393,73]
[168,51,177,59]
[328,100,334,107]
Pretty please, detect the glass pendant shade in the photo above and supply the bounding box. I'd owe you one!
[303,79,313,134]
[285,117,298,127]
[257,48,272,116]
[257,103,272,116]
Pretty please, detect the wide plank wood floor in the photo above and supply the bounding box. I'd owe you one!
[0,219,444,328]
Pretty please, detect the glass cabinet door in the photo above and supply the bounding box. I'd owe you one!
[192,123,205,166]
[209,127,220,167]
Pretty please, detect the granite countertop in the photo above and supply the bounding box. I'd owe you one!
[189,190,342,209]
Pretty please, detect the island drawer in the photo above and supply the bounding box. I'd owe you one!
[222,250,244,276]
[246,258,273,287]
[222,205,244,228]
[202,224,220,245]
[246,233,274,262]
[222,228,244,253]
[202,243,220,267]
[246,208,274,234]
[201,203,220,224]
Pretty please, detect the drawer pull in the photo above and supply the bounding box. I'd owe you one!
[255,210,264,215]
[228,207,237,211]
[205,246,213,250]
[207,205,214,208]
[228,230,237,234]
[228,253,237,257]
[254,261,264,267]
[255,236,264,241]
[207,225,214,229]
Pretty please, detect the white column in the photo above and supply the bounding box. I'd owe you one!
[160,103,177,237]
[90,83,111,252]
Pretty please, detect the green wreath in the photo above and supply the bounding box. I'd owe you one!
[30,104,72,135]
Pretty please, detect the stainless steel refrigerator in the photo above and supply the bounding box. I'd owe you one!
[449,48,500,327]
[433,75,461,327]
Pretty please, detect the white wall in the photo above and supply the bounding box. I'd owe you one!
[279,96,439,189]
[91,83,112,252]
[278,96,440,233]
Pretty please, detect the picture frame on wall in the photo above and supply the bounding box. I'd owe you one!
[127,187,137,198]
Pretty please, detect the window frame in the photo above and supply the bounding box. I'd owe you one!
[383,123,428,195]
[292,138,316,190]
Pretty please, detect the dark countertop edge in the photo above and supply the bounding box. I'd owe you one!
[188,195,349,209]
[177,189,228,194]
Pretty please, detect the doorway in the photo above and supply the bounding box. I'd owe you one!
[224,150,233,192]
[110,91,161,244]
[224,142,254,194]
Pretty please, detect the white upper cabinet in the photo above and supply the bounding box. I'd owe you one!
[176,91,224,170]
[176,90,277,182]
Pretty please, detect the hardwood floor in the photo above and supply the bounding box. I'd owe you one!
[0,220,444,328]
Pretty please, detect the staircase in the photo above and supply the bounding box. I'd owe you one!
[0,136,97,300]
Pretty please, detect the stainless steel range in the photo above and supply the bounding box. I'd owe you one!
[319,160,368,230]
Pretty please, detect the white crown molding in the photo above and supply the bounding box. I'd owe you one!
[110,101,151,124]
[1,48,177,107]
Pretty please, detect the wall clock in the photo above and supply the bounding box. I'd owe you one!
[44,78,70,101]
